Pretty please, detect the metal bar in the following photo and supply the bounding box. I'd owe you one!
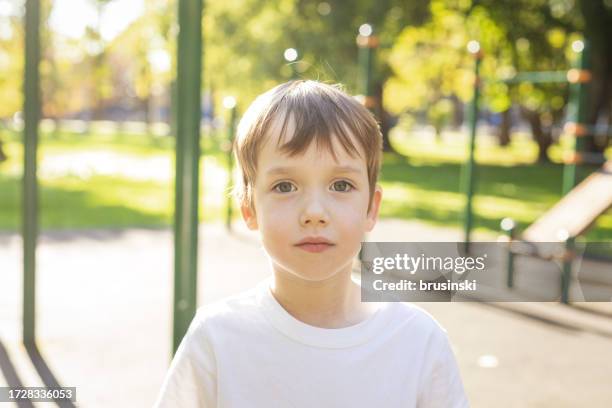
[562,41,590,196]
[360,46,372,100]
[356,25,378,110]
[501,71,568,84]
[561,237,574,304]
[559,42,590,304]
[501,218,516,288]
[23,0,40,347]
[173,0,203,355]
[463,49,482,253]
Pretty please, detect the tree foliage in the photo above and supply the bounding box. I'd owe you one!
[0,7,23,118]
[2,0,609,162]
[479,0,612,154]
[386,0,611,160]
[203,0,430,107]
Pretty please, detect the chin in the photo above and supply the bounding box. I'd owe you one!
[274,259,353,283]
[293,270,343,282]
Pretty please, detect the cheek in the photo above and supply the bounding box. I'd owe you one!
[331,196,370,234]
[257,198,294,236]
[258,203,297,264]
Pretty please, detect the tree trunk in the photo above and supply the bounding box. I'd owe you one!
[0,139,6,162]
[142,95,151,135]
[92,54,105,121]
[373,81,397,153]
[450,94,464,129]
[521,107,552,162]
[583,53,609,155]
[433,125,443,142]
[497,108,511,146]
[579,0,612,155]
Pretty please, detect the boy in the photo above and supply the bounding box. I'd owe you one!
[154,80,469,407]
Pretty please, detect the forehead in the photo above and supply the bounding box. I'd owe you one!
[257,114,367,174]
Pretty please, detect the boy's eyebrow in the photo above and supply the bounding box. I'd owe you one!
[265,166,296,176]
[265,165,363,175]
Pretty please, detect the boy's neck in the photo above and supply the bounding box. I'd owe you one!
[270,264,376,329]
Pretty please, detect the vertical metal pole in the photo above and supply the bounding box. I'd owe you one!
[355,26,377,263]
[360,45,372,99]
[173,0,203,354]
[23,0,40,347]
[290,63,298,80]
[561,236,574,304]
[501,218,516,288]
[463,43,482,252]
[283,48,299,79]
[225,105,236,230]
[562,40,590,195]
[356,24,378,110]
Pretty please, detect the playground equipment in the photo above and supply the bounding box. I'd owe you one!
[17,5,380,359]
[172,0,203,353]
[502,159,612,303]
[19,0,204,354]
[463,39,611,303]
[521,160,612,243]
[22,0,40,346]
[284,48,299,79]
[356,23,378,109]
[463,41,482,252]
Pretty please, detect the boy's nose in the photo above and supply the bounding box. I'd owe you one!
[299,196,329,227]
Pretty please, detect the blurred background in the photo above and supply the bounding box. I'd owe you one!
[1,0,611,407]
[0,0,610,236]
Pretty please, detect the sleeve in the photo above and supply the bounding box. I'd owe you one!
[153,310,217,408]
[417,329,470,408]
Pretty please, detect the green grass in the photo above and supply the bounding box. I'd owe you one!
[0,127,610,241]
[382,130,612,240]
[0,128,231,230]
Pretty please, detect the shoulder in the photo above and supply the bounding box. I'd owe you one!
[190,285,267,336]
[385,302,449,343]
[385,304,460,376]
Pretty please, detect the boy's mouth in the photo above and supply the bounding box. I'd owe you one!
[294,237,335,253]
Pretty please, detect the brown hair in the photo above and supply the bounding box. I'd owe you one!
[234,80,382,211]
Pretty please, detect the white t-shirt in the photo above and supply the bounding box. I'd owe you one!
[154,280,469,408]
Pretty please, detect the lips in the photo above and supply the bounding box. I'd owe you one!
[294,237,335,253]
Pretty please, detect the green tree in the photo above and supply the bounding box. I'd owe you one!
[85,0,115,120]
[386,0,610,161]
[0,8,22,118]
[107,0,175,130]
[385,2,501,118]
[0,5,24,161]
[204,0,431,151]
[476,0,612,157]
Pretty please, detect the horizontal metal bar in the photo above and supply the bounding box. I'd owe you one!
[563,151,609,166]
[501,71,568,84]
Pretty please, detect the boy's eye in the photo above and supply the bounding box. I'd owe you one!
[331,180,353,192]
[273,182,296,193]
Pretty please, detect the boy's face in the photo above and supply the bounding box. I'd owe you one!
[241,118,382,282]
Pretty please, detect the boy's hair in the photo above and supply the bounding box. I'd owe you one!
[233,80,382,212]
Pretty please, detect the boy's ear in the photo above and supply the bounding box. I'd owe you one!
[240,202,258,230]
[365,185,383,232]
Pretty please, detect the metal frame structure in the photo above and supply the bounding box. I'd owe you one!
[23,0,40,347]
[172,0,203,354]
[463,40,592,250]
[463,40,594,303]
[20,0,204,355]
[356,24,379,110]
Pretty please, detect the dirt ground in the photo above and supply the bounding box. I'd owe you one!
[1,219,611,407]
